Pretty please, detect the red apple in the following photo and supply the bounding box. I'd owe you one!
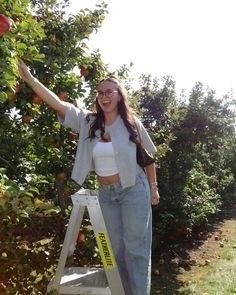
[78,257,87,266]
[32,95,42,105]
[56,172,67,181]
[57,91,68,101]
[70,99,78,107]
[77,232,85,243]
[80,65,89,77]
[0,14,11,35]
[7,91,16,102]
[15,81,21,93]
[69,132,79,141]
[0,282,7,291]
[47,136,55,145]
[22,115,32,124]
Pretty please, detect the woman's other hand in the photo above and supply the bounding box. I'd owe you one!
[151,187,160,206]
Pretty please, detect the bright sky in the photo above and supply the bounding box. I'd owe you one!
[67,0,236,98]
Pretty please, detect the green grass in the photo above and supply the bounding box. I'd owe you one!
[178,221,236,295]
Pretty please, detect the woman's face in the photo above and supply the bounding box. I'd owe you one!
[97,81,121,116]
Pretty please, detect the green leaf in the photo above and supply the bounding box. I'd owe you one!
[28,187,40,194]
[17,42,27,50]
[30,270,37,277]
[1,252,8,258]
[24,191,34,197]
[34,273,43,283]
[44,208,61,214]
[34,198,44,207]
[0,91,8,102]
[53,122,61,129]
[17,209,29,218]
[38,238,53,245]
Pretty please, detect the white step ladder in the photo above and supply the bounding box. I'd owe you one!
[47,189,125,295]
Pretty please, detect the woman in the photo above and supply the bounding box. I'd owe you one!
[17,57,160,295]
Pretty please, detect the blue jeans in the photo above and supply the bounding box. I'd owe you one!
[98,171,152,295]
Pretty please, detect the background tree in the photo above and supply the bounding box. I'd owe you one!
[150,82,236,244]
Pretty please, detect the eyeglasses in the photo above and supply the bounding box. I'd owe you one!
[96,90,118,98]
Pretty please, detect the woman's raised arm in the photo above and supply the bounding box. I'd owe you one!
[17,57,67,119]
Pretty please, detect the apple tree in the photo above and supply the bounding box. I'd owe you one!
[133,75,236,246]
[0,1,111,293]
[1,0,109,210]
[155,82,236,242]
[0,0,45,102]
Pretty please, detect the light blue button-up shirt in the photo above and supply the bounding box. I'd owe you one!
[59,103,157,188]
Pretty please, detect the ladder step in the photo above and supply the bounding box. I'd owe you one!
[48,267,111,295]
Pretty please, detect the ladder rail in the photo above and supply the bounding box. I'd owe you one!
[51,204,85,289]
[47,189,125,295]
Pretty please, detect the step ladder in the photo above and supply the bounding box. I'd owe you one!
[47,189,125,295]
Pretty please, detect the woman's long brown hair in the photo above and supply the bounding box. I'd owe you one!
[86,76,138,143]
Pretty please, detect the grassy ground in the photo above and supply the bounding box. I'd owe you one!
[151,204,236,295]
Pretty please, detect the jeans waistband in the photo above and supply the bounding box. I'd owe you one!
[99,178,122,190]
[98,170,145,190]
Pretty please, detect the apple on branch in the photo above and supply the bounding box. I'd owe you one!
[15,81,21,93]
[77,232,85,243]
[0,282,7,292]
[0,14,11,35]
[32,94,42,105]
[70,99,78,107]
[56,171,67,181]
[79,65,89,77]
[47,136,55,145]
[57,91,68,101]
[69,132,79,141]
[22,115,32,124]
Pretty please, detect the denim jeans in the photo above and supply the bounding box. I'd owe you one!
[98,171,152,295]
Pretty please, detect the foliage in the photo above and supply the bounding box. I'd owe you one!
[182,159,221,225]
[149,82,236,242]
[0,0,109,208]
[0,0,45,102]
[134,74,179,164]
[0,167,61,294]
[0,0,108,293]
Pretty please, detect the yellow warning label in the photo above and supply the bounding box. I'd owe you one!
[96,231,115,269]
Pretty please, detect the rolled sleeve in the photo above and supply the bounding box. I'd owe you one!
[58,103,89,132]
[135,117,157,153]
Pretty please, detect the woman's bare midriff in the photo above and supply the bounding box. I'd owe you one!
[97,173,120,185]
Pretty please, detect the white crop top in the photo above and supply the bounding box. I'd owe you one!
[92,141,119,176]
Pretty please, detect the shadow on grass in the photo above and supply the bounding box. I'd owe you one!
[150,203,236,295]
[151,248,194,295]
